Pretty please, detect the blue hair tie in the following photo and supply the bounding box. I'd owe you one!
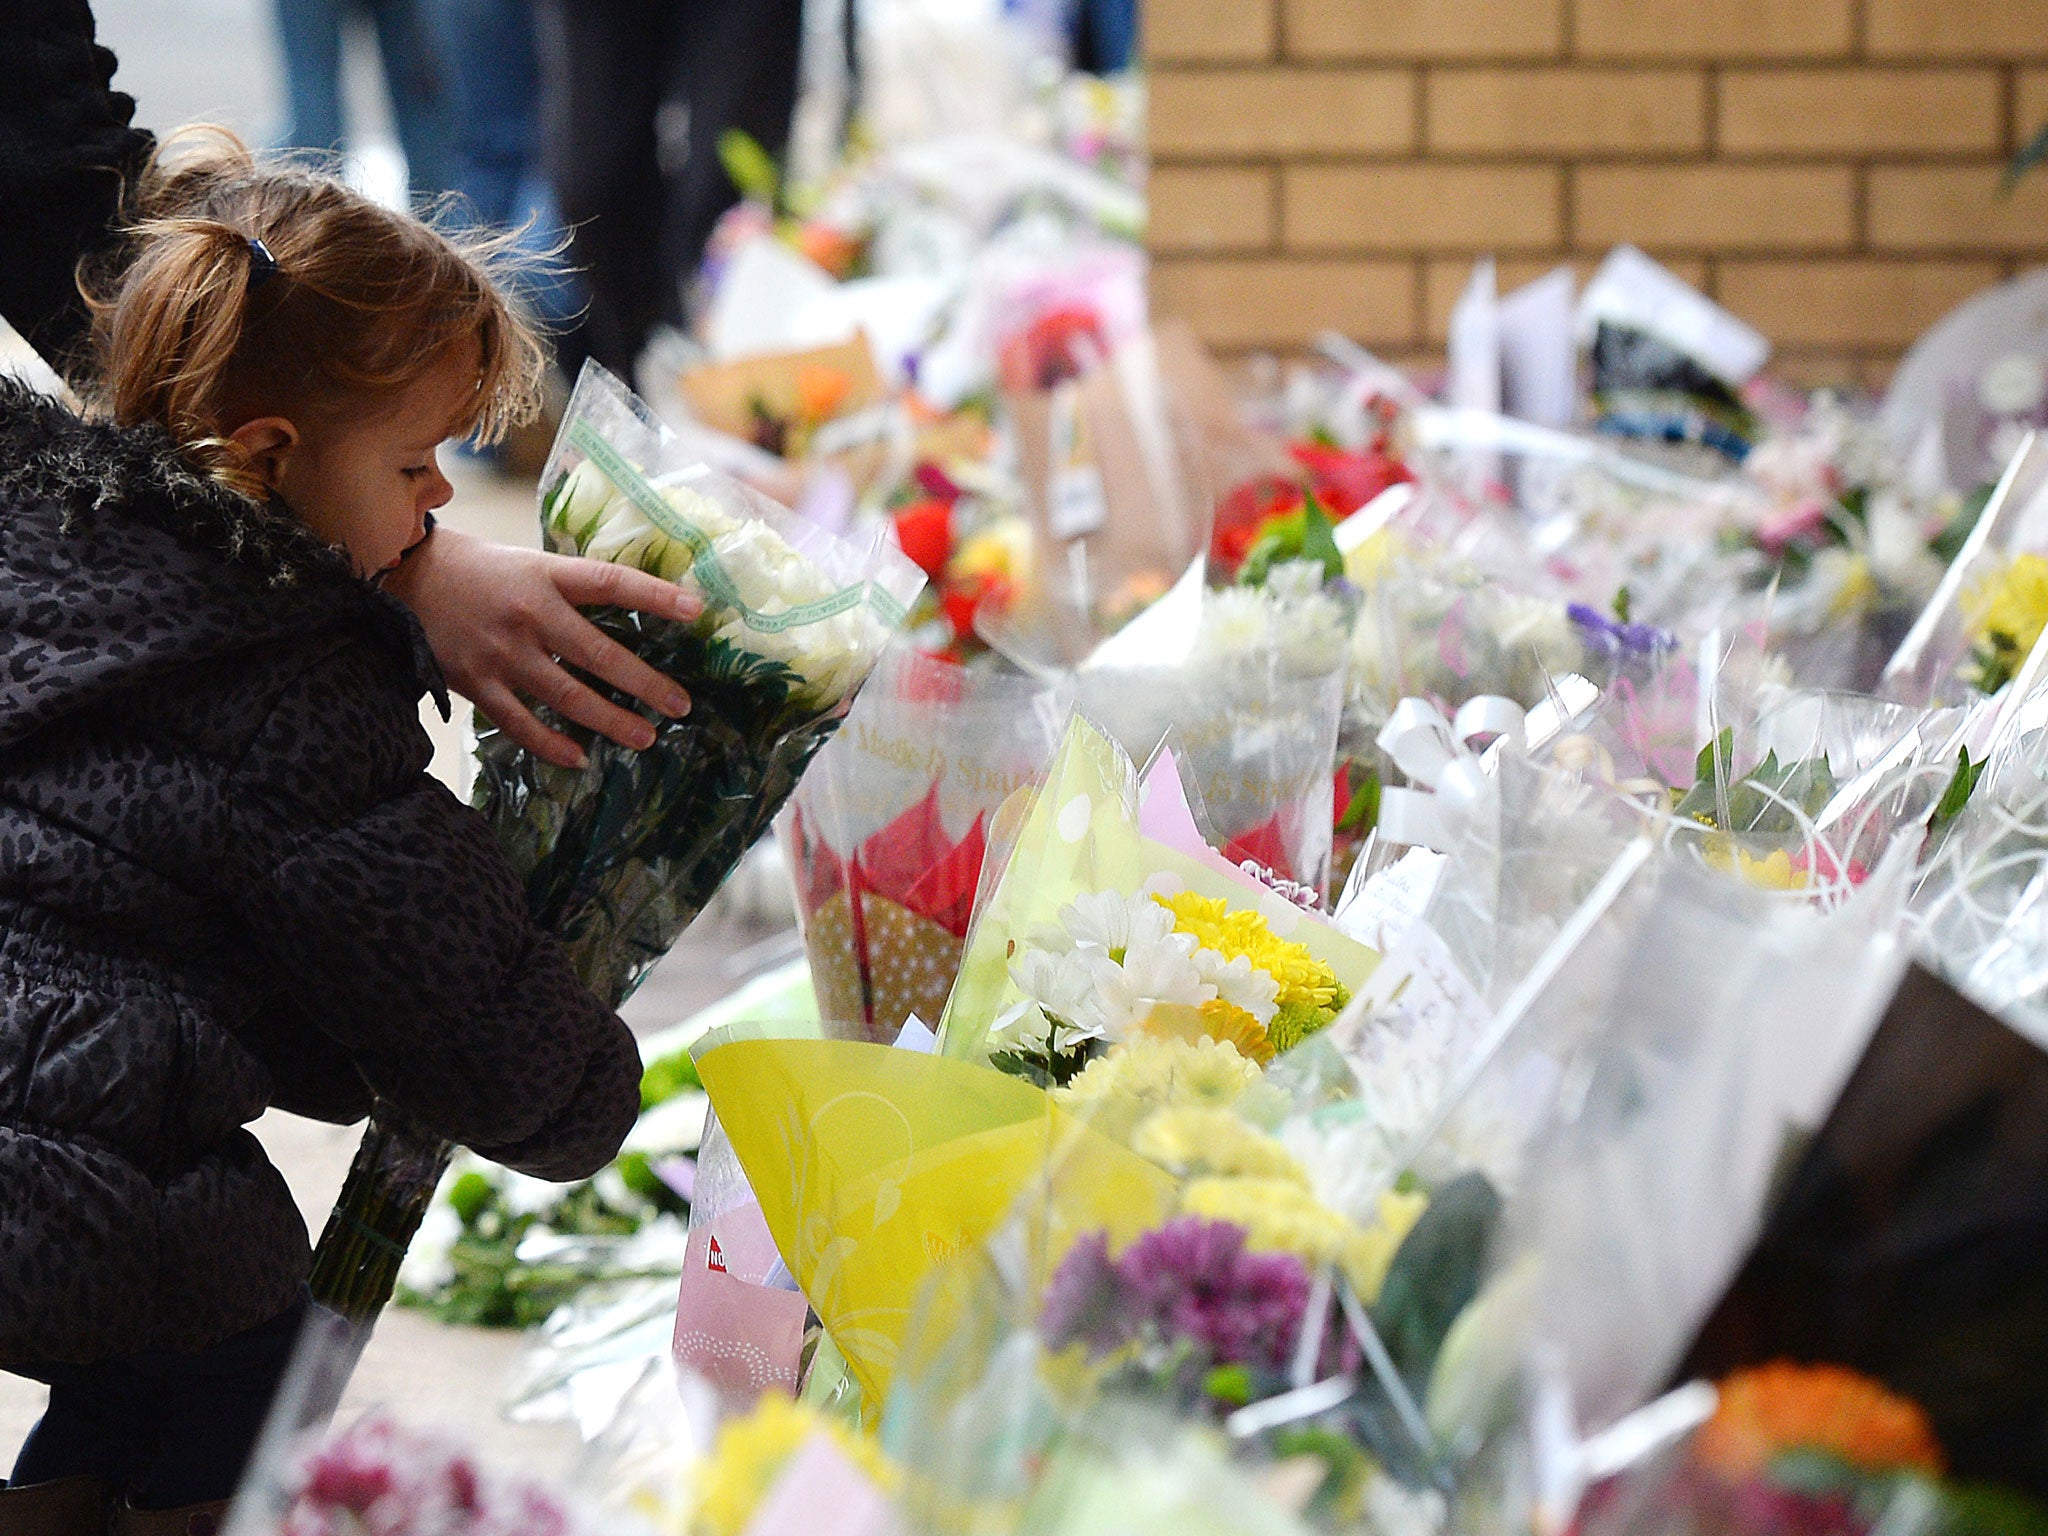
[246,236,279,287]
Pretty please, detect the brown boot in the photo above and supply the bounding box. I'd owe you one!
[110,1503,227,1536]
[0,1477,105,1536]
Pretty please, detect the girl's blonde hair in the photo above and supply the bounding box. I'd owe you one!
[83,127,545,498]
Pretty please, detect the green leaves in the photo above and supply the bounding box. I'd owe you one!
[1673,727,1836,836]
[719,128,782,209]
[1335,764,1382,836]
[1239,492,1345,587]
[640,1045,703,1112]
[1370,1171,1501,1399]
[1932,747,1988,833]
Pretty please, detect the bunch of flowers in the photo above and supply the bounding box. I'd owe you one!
[254,1415,590,1536]
[1209,407,1414,580]
[310,364,920,1334]
[886,461,1034,660]
[1191,560,1354,683]
[1041,1217,1313,1388]
[989,884,1352,1084]
[1574,1363,2048,1536]
[1727,396,1959,616]
[1960,550,2048,695]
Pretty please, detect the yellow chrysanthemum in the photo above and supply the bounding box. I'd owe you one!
[692,1396,894,1536]
[1133,999,1275,1065]
[1702,839,1805,891]
[1055,1037,1266,1145]
[1967,551,2048,658]
[1131,1105,1307,1183]
[1153,891,1344,1014]
[1180,1179,1427,1304]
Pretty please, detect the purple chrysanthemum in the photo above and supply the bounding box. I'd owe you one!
[1041,1230,1130,1356]
[1044,1217,1312,1374]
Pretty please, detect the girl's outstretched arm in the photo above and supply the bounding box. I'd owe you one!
[382,523,705,768]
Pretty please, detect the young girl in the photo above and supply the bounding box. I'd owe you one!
[0,134,681,1532]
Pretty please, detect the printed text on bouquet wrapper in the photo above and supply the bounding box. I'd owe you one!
[845,723,1042,799]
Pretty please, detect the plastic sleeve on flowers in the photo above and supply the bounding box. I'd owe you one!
[224,639,641,1182]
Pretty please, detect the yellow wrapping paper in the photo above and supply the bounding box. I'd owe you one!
[697,1036,1174,1411]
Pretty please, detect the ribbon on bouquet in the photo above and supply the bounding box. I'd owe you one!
[1375,695,1527,851]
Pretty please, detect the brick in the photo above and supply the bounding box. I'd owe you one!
[1283,165,1560,251]
[1148,0,1276,63]
[1575,165,1855,251]
[1720,68,2001,155]
[1868,165,2048,251]
[1423,259,1572,343]
[1575,0,1852,60]
[1420,255,1709,342]
[1868,0,2048,59]
[1150,258,1417,348]
[1285,0,1561,61]
[1717,259,2002,346]
[1150,69,1413,157]
[1427,68,1705,155]
[1148,167,1276,254]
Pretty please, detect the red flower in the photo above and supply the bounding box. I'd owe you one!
[1790,844,1868,887]
[1288,440,1413,518]
[892,498,954,583]
[939,571,1010,645]
[999,305,1110,393]
[1210,475,1305,571]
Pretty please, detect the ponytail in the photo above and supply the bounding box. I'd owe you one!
[97,211,274,495]
[81,127,545,499]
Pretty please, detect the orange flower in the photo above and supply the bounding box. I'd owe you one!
[1695,1361,1946,1481]
[795,363,852,424]
[794,222,862,279]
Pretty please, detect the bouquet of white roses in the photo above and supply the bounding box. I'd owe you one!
[310,363,923,1337]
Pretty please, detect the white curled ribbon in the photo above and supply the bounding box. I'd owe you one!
[1375,695,1527,851]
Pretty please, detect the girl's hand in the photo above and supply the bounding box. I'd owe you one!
[382,525,704,769]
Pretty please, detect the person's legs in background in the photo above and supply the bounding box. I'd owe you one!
[424,0,585,343]
[534,0,671,377]
[662,0,805,334]
[272,0,348,152]
[365,0,457,198]
[1072,0,1138,74]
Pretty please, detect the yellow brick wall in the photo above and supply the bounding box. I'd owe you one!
[1145,0,2048,385]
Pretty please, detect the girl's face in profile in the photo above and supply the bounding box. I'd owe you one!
[238,340,479,576]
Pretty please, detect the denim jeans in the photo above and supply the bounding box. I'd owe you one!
[6,1296,308,1508]
[420,0,584,335]
[272,0,456,197]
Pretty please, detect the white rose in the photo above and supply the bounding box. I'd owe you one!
[549,459,615,550]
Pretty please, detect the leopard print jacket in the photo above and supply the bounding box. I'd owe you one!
[0,380,641,1365]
